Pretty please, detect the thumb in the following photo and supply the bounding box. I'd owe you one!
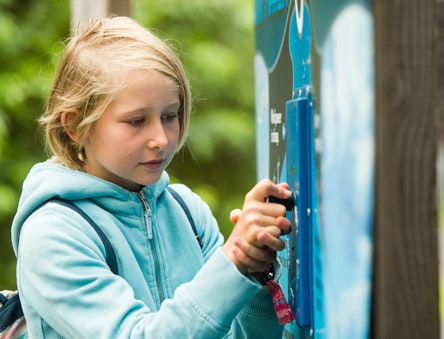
[229,208,242,223]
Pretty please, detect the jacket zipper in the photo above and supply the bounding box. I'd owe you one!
[138,192,165,303]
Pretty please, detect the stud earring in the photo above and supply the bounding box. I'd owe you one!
[78,150,85,162]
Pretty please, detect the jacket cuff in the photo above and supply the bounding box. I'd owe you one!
[179,248,263,329]
[241,258,284,318]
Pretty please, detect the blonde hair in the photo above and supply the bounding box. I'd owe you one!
[39,16,191,170]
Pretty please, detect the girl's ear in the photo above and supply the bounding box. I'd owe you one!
[61,110,80,142]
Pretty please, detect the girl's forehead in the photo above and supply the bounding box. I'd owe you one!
[107,69,180,112]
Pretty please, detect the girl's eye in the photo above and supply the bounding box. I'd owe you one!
[128,118,145,126]
[161,113,178,123]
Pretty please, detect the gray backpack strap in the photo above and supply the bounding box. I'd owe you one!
[166,187,203,249]
[47,198,118,275]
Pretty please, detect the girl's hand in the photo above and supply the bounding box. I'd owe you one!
[221,179,291,274]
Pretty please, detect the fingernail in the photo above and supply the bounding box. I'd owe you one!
[283,189,291,197]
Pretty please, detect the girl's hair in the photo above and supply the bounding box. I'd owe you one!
[39,16,191,170]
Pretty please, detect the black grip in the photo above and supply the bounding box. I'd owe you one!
[267,193,295,211]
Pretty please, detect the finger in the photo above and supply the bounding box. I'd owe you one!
[276,216,291,235]
[263,202,288,217]
[245,179,291,203]
[277,182,290,190]
[258,225,282,238]
[232,243,273,273]
[249,225,282,248]
[256,229,286,251]
[234,238,277,263]
[242,200,287,220]
[229,208,241,223]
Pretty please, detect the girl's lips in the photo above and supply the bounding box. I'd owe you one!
[142,159,165,169]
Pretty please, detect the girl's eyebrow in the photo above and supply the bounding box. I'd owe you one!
[164,101,181,110]
[122,101,180,115]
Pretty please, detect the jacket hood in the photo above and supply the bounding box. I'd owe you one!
[11,160,169,255]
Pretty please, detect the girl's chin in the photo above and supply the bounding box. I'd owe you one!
[118,177,161,192]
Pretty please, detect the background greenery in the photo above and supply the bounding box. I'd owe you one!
[0,0,256,289]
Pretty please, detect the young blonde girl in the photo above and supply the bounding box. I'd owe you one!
[11,16,291,338]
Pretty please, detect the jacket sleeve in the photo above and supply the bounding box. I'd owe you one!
[17,201,283,338]
[170,184,285,338]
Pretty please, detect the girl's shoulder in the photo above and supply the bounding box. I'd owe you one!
[166,183,197,206]
[166,183,212,217]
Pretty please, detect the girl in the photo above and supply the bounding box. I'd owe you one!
[11,16,291,338]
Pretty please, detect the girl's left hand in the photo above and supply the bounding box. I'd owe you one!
[223,181,291,273]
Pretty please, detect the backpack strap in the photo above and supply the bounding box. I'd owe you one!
[45,198,119,275]
[41,189,200,275]
[0,200,118,335]
[0,291,23,332]
[166,186,204,249]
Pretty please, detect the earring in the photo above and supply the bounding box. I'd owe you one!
[78,150,85,162]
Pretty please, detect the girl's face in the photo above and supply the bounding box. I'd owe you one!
[83,69,180,191]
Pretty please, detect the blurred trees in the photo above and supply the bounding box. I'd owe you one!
[0,0,256,289]
[0,0,71,289]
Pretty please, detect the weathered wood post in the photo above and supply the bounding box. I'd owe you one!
[70,0,130,26]
[372,0,439,338]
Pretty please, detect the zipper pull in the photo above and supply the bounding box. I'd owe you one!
[138,192,153,239]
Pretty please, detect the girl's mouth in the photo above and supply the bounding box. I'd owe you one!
[142,159,165,169]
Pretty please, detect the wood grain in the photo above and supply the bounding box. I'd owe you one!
[372,0,440,338]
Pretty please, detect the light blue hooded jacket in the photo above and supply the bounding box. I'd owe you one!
[11,162,284,338]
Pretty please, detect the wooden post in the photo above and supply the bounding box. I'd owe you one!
[70,0,130,27]
[372,0,440,338]
[108,0,130,17]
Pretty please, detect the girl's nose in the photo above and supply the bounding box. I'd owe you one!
[147,120,168,150]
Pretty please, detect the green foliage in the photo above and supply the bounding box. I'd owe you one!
[0,0,256,289]
[0,0,70,289]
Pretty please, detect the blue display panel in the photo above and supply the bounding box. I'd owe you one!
[286,92,324,337]
[254,1,374,338]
